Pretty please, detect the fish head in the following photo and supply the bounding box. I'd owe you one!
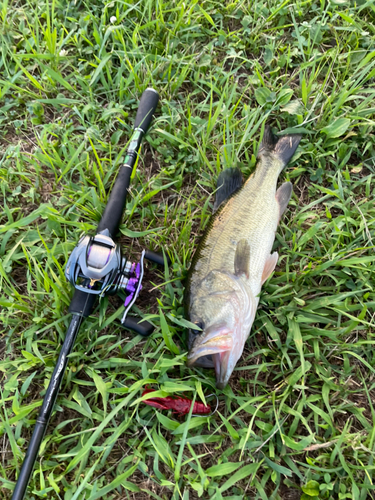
[187,270,255,389]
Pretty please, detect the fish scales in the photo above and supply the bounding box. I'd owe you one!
[189,156,283,298]
[186,126,301,389]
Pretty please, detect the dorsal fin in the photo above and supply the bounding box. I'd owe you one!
[234,239,250,278]
[213,168,243,212]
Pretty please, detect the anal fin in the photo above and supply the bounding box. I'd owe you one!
[261,252,278,285]
[276,182,293,221]
[213,168,243,212]
[234,239,250,278]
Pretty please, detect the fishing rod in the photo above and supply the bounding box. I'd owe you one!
[12,88,162,500]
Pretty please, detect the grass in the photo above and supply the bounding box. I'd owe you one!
[0,0,375,498]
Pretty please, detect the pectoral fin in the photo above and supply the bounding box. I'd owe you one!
[213,168,243,212]
[261,252,278,285]
[234,239,250,278]
[276,182,293,220]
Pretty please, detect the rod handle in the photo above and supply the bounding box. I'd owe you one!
[96,88,159,237]
[134,88,159,133]
[96,166,131,236]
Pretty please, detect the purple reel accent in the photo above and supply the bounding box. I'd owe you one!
[124,262,142,307]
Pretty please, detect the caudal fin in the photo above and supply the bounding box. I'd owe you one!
[259,125,301,165]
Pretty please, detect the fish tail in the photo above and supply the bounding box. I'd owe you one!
[258,125,301,169]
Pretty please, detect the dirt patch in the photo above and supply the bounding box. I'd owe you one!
[278,483,301,499]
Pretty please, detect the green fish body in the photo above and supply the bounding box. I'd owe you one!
[186,127,301,389]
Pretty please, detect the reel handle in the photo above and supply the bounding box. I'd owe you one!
[97,88,159,237]
[144,249,171,267]
[122,316,154,336]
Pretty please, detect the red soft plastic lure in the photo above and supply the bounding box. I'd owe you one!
[141,389,211,415]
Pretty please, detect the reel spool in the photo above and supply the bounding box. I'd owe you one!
[65,230,123,295]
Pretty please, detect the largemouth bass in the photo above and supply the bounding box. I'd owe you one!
[185,126,301,389]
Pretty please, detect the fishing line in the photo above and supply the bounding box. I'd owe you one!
[192,393,219,417]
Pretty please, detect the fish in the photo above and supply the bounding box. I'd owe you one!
[185,126,301,389]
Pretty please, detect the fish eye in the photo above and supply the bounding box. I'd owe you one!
[191,321,204,335]
[188,321,204,350]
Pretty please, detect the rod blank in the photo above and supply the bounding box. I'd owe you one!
[11,315,81,500]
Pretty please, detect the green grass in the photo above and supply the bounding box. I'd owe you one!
[1,0,375,498]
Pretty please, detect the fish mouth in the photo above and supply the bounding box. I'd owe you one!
[187,325,233,389]
[214,350,232,390]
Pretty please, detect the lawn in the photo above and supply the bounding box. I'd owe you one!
[1,0,375,499]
